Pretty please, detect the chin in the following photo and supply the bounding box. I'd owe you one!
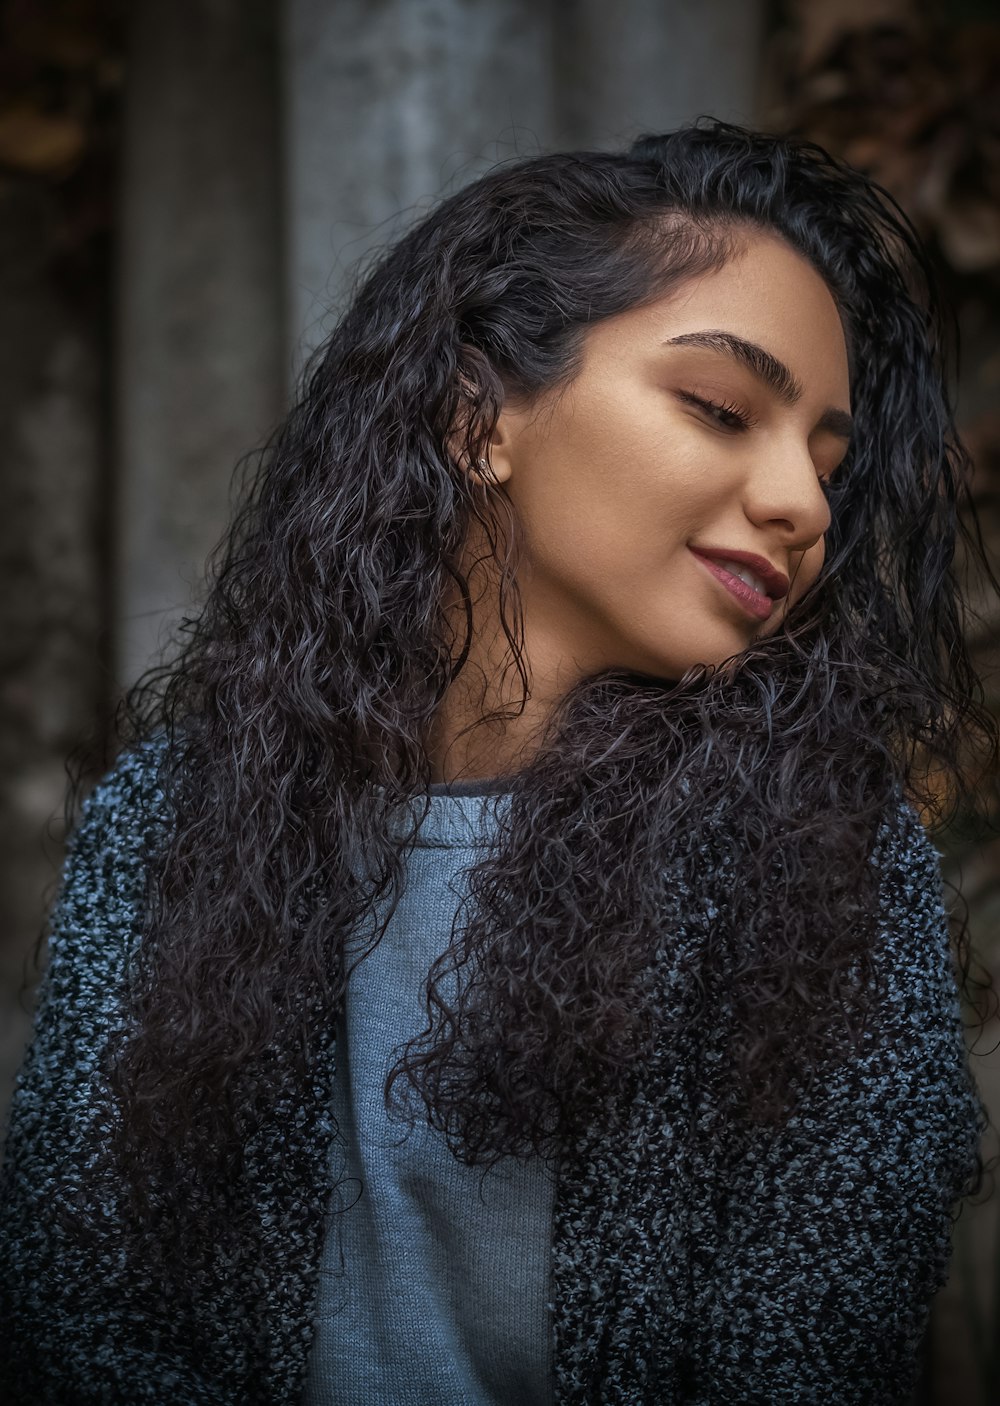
[614,627,753,685]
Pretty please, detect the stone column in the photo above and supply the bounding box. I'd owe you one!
[553,0,766,148]
[283,0,556,369]
[0,187,106,1111]
[115,0,286,691]
[283,0,766,367]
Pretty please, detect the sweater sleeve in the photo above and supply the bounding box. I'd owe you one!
[688,799,986,1406]
[0,739,216,1405]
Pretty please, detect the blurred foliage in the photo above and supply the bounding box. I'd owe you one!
[0,0,124,305]
[762,0,1000,869]
[768,0,1000,280]
[760,7,1000,1401]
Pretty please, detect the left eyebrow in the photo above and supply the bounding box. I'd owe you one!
[662,329,855,442]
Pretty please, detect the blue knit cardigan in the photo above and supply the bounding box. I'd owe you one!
[0,739,986,1405]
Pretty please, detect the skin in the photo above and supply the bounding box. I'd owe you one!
[427,230,853,783]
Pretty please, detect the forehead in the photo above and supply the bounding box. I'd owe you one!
[586,231,852,401]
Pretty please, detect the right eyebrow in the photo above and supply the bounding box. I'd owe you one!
[662,328,855,442]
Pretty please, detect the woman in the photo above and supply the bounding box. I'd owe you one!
[1,118,996,1404]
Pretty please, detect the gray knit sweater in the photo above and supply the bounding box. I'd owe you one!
[0,738,986,1404]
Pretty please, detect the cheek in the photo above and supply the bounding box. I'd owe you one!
[794,539,826,599]
[757,541,826,640]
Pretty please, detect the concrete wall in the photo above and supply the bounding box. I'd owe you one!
[112,0,767,692]
[3,0,768,1123]
[284,0,766,370]
[0,184,107,1113]
[115,0,285,692]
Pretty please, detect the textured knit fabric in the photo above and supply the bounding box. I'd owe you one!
[0,736,987,1405]
[303,785,556,1405]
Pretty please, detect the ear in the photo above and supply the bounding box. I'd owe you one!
[445,371,515,490]
[466,435,514,491]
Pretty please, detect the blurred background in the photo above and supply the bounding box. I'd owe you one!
[1,0,998,1399]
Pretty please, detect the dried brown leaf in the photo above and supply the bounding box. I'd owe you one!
[0,106,85,174]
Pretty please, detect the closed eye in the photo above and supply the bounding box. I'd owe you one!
[678,391,757,432]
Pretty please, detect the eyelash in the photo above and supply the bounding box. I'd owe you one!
[682,392,844,497]
[680,392,757,431]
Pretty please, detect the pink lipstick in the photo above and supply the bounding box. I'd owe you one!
[689,549,775,621]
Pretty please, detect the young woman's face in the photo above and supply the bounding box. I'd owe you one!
[485,230,853,685]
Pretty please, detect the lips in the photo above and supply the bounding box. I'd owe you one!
[711,558,768,596]
[689,549,777,622]
[689,547,790,600]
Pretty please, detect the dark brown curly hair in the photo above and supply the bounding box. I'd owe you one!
[78,118,998,1261]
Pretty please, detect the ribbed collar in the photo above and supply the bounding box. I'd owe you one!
[407,787,514,848]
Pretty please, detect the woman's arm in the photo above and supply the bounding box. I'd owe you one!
[0,739,214,1405]
[690,800,986,1405]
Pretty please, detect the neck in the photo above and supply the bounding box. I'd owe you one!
[424,545,576,786]
[424,655,553,785]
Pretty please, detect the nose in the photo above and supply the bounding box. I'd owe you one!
[743,438,832,552]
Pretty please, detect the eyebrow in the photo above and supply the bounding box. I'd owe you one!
[662,329,855,442]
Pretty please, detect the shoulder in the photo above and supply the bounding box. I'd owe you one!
[0,733,206,1401]
[871,790,943,885]
[803,793,983,1187]
[867,793,963,1006]
[29,732,176,1026]
[53,734,173,934]
[65,732,172,863]
[2,733,175,1156]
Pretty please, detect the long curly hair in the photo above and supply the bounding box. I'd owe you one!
[83,119,997,1237]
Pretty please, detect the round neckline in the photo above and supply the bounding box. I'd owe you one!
[426,774,519,798]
